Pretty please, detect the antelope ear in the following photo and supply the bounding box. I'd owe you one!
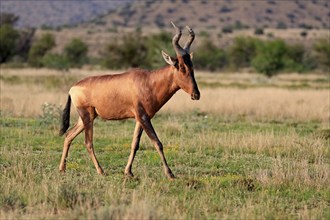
[190,52,193,60]
[162,50,176,66]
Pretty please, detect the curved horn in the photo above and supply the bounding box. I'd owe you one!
[183,25,195,53]
[171,21,186,56]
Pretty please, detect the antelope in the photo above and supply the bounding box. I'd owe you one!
[58,22,200,179]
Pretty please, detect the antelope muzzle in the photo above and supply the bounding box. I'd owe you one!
[191,90,200,100]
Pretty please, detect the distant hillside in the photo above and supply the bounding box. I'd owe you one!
[1,0,329,29]
[99,0,330,30]
[0,0,131,28]
[2,0,329,57]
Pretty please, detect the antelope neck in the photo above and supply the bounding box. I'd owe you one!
[149,65,180,106]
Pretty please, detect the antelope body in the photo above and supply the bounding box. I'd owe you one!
[59,23,200,179]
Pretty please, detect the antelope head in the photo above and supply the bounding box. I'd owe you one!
[162,22,200,100]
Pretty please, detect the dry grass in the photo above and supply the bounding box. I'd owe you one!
[163,88,329,124]
[1,69,329,125]
[1,111,329,219]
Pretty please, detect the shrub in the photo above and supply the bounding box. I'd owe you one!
[222,26,233,33]
[15,28,35,62]
[298,23,313,30]
[145,32,173,69]
[63,38,88,68]
[252,40,287,77]
[267,32,274,38]
[155,14,165,28]
[41,53,70,71]
[194,39,227,71]
[0,13,19,26]
[276,21,287,29]
[28,33,55,67]
[228,37,260,70]
[313,38,330,71]
[233,20,248,30]
[254,27,264,35]
[283,43,315,72]
[101,32,149,69]
[300,31,308,38]
[39,102,62,131]
[199,31,210,38]
[0,24,19,63]
[219,6,232,13]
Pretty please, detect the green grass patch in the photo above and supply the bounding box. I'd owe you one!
[0,113,329,219]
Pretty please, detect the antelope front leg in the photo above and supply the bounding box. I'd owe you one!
[125,122,143,177]
[137,115,175,179]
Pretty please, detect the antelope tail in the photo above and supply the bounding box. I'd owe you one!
[59,95,71,136]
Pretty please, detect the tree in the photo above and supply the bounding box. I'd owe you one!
[313,38,330,72]
[28,33,55,67]
[42,53,70,71]
[64,38,88,67]
[0,24,19,63]
[15,28,36,61]
[254,27,264,35]
[228,36,260,70]
[283,43,315,72]
[252,40,287,77]
[194,39,227,71]
[145,31,172,69]
[101,32,149,69]
[0,13,19,26]
[0,13,35,63]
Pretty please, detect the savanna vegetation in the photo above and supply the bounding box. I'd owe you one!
[0,69,329,219]
[1,13,330,77]
[0,11,329,220]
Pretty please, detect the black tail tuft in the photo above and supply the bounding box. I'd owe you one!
[59,95,71,136]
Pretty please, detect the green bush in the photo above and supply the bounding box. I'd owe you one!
[63,38,88,68]
[145,32,173,69]
[0,13,19,26]
[41,53,70,71]
[0,13,35,63]
[254,27,264,35]
[28,33,55,67]
[93,31,328,74]
[276,21,287,29]
[252,40,287,77]
[101,32,149,69]
[194,39,227,71]
[222,26,233,33]
[283,43,316,72]
[300,31,308,38]
[313,38,330,71]
[227,37,261,70]
[15,28,35,62]
[0,24,19,63]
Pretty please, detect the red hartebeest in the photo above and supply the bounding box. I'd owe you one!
[59,22,200,179]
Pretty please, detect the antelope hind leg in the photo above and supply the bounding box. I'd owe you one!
[59,118,84,172]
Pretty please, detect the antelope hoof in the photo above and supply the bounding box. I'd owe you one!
[59,166,66,173]
[166,172,176,179]
[99,172,107,176]
[125,171,134,178]
[97,169,106,176]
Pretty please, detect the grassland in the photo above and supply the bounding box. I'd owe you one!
[0,68,329,219]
